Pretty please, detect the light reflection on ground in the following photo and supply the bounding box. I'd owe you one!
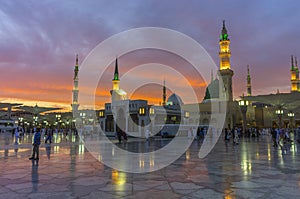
[0,133,300,198]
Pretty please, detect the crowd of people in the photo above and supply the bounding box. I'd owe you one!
[270,127,300,149]
[8,124,300,160]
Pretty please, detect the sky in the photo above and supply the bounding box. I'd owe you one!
[0,0,300,111]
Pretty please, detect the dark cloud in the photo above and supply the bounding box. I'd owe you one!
[0,0,300,105]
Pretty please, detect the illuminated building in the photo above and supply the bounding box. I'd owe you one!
[99,59,183,136]
[219,20,234,102]
[203,20,234,103]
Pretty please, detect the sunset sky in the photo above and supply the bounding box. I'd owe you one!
[0,0,300,111]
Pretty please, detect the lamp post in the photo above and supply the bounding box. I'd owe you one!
[288,111,295,133]
[80,112,86,127]
[275,107,284,128]
[238,95,249,137]
[66,120,70,129]
[56,114,61,130]
[33,116,38,127]
[18,117,23,126]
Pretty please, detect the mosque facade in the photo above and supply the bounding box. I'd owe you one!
[97,21,241,136]
[72,21,300,134]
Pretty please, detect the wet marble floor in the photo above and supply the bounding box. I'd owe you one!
[0,133,300,199]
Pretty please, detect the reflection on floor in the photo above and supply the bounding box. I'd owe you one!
[0,132,300,198]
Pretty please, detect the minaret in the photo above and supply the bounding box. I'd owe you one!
[290,55,298,92]
[247,65,252,96]
[71,54,79,115]
[218,20,234,101]
[112,57,120,91]
[162,79,166,106]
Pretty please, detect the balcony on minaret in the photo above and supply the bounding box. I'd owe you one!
[112,80,120,91]
[291,73,297,81]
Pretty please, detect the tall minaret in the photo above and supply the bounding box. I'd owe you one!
[290,55,298,92]
[162,79,166,106]
[218,20,234,101]
[72,54,79,115]
[247,65,252,96]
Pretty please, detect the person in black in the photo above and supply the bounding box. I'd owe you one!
[45,128,53,143]
[224,128,229,141]
[117,128,128,143]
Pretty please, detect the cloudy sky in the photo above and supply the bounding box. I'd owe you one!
[0,0,299,110]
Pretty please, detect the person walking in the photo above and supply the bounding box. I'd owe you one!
[233,127,239,145]
[45,128,53,144]
[224,128,229,141]
[14,128,19,144]
[145,129,150,141]
[29,129,41,160]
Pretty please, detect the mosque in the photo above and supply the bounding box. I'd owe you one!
[71,21,300,135]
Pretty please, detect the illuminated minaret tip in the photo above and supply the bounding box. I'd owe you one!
[113,57,119,81]
[72,54,79,115]
[219,20,231,70]
[247,65,252,96]
[112,57,120,91]
[162,79,166,106]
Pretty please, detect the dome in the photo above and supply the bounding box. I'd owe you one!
[167,93,183,106]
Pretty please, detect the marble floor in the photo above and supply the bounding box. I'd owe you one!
[0,133,300,199]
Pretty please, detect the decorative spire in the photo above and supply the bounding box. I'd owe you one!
[247,65,252,96]
[291,55,294,70]
[74,54,79,80]
[295,57,298,67]
[220,20,228,40]
[163,79,166,106]
[76,54,78,66]
[113,57,119,81]
[222,20,227,34]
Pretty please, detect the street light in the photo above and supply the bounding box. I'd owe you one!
[18,117,23,125]
[238,95,249,137]
[288,111,295,132]
[80,112,86,126]
[33,116,38,126]
[275,107,284,128]
[66,120,70,128]
[56,114,61,129]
